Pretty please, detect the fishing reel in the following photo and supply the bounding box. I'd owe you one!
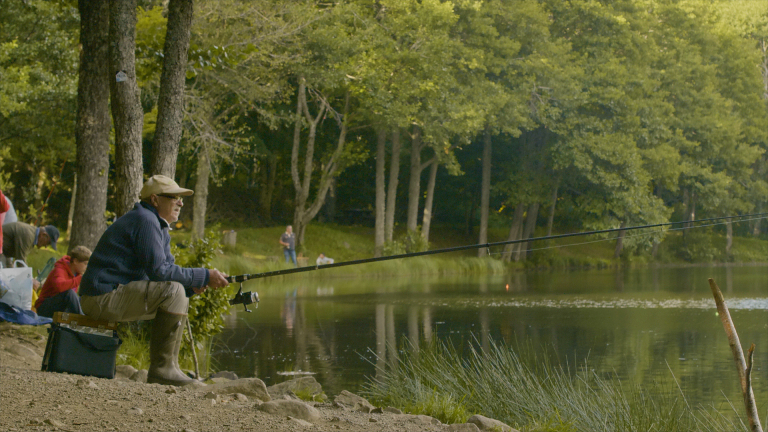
[229,282,259,312]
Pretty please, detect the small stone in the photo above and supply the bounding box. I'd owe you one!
[384,407,403,414]
[369,417,378,423]
[330,416,341,422]
[204,392,218,400]
[288,416,314,428]
[235,393,248,402]
[371,407,383,414]
[180,414,191,421]
[355,405,372,413]
[210,399,217,406]
[210,370,239,380]
[128,407,143,416]
[165,388,177,394]
[44,419,65,428]
[183,429,195,432]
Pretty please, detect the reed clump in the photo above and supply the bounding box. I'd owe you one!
[363,339,748,432]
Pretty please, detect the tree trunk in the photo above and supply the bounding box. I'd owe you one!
[150,0,194,178]
[546,182,558,237]
[258,155,277,222]
[66,173,77,241]
[70,0,110,251]
[477,129,491,257]
[502,203,525,262]
[374,129,387,257]
[385,129,401,243]
[614,221,627,258]
[191,148,209,241]
[726,218,733,255]
[421,157,438,243]
[516,203,540,262]
[406,127,423,233]
[290,78,349,250]
[110,0,144,217]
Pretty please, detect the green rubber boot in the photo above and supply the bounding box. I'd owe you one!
[147,309,196,386]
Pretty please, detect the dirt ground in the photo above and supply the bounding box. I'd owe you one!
[0,322,498,432]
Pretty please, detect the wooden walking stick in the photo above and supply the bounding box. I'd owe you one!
[185,318,200,379]
[709,278,762,432]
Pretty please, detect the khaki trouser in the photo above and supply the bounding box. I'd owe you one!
[81,280,189,322]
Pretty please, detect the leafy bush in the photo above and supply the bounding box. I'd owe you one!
[383,229,430,256]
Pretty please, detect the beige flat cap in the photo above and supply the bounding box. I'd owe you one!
[140,175,194,199]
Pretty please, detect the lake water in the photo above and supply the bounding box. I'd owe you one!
[212,264,768,409]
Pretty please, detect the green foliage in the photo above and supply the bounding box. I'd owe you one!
[171,226,232,342]
[384,229,431,255]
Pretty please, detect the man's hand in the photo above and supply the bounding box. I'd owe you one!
[32,279,40,291]
[192,269,229,295]
[207,269,229,289]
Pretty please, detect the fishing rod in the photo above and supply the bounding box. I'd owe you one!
[225,212,768,284]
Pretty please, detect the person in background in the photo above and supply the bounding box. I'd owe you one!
[316,253,334,265]
[279,225,297,267]
[0,190,8,266]
[2,222,59,290]
[79,175,229,386]
[35,246,91,318]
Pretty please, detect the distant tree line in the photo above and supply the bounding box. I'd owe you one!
[1,0,766,259]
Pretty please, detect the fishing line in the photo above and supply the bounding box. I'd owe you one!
[503,215,768,256]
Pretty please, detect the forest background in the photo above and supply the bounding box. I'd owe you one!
[2,0,768,267]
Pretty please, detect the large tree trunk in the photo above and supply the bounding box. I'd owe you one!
[546,182,558,237]
[477,129,491,257]
[70,0,110,251]
[385,129,401,243]
[191,148,209,241]
[110,0,144,217]
[374,129,387,257]
[257,155,277,222]
[290,78,349,250]
[406,128,423,233]
[614,221,627,258]
[151,0,194,178]
[420,157,438,243]
[516,203,540,262]
[502,203,525,262]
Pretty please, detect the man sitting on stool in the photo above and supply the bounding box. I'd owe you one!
[35,245,91,317]
[79,175,229,386]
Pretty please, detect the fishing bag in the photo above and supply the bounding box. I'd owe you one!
[41,312,121,379]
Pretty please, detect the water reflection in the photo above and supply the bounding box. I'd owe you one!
[212,264,768,408]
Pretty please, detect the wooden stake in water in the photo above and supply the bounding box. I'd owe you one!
[708,278,762,432]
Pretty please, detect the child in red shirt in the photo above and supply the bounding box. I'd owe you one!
[35,246,91,318]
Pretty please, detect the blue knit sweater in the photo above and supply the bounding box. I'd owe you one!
[79,202,209,297]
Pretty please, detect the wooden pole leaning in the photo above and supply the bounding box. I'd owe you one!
[708,278,762,432]
[185,318,200,379]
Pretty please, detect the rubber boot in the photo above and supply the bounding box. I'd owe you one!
[147,309,196,386]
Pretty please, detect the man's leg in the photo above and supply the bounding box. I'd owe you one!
[80,280,188,322]
[81,281,194,386]
[284,249,291,264]
[290,250,297,266]
[37,290,83,318]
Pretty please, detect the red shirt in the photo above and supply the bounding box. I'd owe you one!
[35,255,82,309]
[0,190,9,253]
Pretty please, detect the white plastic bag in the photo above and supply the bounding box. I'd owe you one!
[0,267,33,310]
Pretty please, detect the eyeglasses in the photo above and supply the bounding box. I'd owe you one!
[158,194,183,203]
